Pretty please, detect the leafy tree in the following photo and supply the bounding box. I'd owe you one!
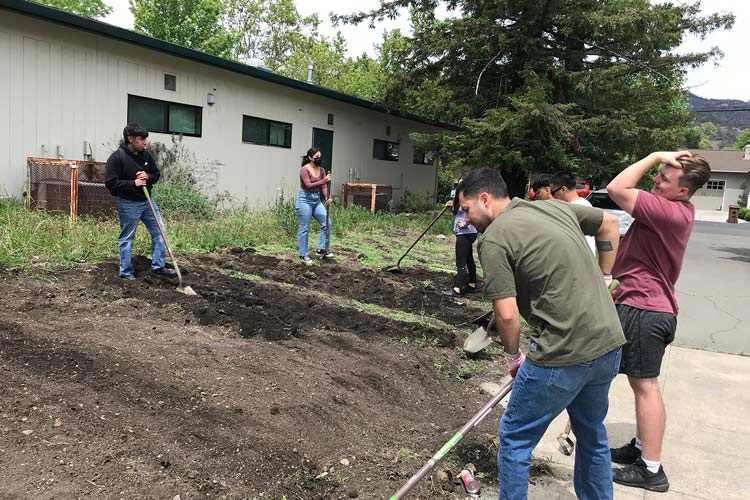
[736,129,750,149]
[130,0,235,58]
[335,1,734,189]
[33,0,111,18]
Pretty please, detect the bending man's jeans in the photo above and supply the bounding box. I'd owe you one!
[117,197,166,277]
[295,191,329,257]
[499,347,622,500]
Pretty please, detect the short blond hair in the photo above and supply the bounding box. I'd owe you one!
[678,155,711,198]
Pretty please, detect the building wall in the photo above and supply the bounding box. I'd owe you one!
[0,11,439,205]
[690,172,749,211]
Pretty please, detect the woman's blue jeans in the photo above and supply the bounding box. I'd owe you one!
[116,197,166,277]
[498,348,622,500]
[295,191,329,257]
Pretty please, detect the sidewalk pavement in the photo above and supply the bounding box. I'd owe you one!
[694,209,748,224]
[478,345,750,499]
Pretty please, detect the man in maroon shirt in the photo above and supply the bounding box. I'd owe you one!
[606,151,711,492]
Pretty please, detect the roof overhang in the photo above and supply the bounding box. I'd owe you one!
[0,0,460,131]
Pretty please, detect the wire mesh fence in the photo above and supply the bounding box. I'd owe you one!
[27,157,116,220]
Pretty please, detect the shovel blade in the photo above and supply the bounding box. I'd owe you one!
[464,326,493,353]
[384,266,402,274]
[178,285,199,296]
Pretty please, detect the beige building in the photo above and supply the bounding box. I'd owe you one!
[0,1,450,206]
[689,147,750,210]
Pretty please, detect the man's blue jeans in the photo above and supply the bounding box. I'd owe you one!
[117,197,166,277]
[499,348,622,500]
[295,191,329,257]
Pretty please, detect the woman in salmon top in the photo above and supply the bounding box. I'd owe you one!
[296,147,333,264]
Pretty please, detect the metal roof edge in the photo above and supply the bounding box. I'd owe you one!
[0,0,460,131]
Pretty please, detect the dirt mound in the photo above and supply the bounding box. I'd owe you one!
[0,254,505,499]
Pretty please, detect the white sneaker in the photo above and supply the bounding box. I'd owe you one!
[300,255,314,265]
[316,249,334,259]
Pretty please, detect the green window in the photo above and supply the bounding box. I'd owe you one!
[242,115,292,148]
[127,95,202,137]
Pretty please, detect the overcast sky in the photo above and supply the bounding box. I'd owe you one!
[101,0,748,101]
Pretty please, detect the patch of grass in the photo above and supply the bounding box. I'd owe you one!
[530,456,554,477]
[393,447,422,463]
[1,196,458,270]
[455,360,487,380]
[220,269,263,282]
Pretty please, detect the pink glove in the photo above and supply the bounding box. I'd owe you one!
[505,351,526,378]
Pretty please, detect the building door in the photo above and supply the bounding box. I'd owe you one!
[312,128,334,173]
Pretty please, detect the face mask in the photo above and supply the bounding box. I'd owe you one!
[313,157,322,166]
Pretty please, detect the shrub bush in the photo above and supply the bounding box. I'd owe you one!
[402,190,436,212]
[152,181,215,218]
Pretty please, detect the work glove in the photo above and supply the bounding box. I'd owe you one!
[605,274,620,299]
[504,350,525,378]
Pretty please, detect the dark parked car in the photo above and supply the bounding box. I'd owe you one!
[587,189,633,237]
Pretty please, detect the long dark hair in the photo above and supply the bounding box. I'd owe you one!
[452,177,463,215]
[301,147,321,166]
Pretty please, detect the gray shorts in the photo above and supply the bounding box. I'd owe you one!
[616,304,676,379]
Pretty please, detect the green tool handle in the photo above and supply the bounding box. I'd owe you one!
[388,378,513,500]
[142,185,184,286]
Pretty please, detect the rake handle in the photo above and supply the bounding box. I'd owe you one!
[142,185,184,286]
[396,204,450,268]
[389,378,513,500]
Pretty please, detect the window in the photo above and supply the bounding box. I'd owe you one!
[373,139,399,162]
[242,115,292,148]
[327,113,334,126]
[127,95,202,136]
[164,74,176,91]
[413,149,434,165]
[704,179,726,197]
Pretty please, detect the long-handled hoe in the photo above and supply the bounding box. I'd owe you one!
[385,204,450,274]
[388,378,514,499]
[143,186,198,296]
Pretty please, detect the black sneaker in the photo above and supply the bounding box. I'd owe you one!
[316,249,334,259]
[613,457,669,492]
[442,288,462,298]
[152,267,177,278]
[119,274,136,281]
[611,438,642,465]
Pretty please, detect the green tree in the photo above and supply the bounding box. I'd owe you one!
[33,0,111,18]
[736,129,750,149]
[335,1,734,189]
[130,0,235,58]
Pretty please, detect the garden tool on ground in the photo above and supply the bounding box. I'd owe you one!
[388,378,514,500]
[557,278,620,456]
[142,186,198,296]
[385,204,450,274]
[463,310,496,353]
[557,420,575,456]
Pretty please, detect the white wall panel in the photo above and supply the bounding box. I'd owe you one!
[0,10,440,206]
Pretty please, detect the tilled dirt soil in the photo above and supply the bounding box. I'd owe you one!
[0,251,512,500]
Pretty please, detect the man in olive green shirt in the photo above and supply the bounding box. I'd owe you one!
[457,168,624,500]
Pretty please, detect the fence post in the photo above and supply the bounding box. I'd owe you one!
[26,158,32,212]
[70,161,78,223]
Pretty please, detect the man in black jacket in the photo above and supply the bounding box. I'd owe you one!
[105,123,176,280]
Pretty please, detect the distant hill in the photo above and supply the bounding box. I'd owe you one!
[689,93,750,148]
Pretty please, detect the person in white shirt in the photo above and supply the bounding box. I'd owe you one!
[549,171,596,256]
